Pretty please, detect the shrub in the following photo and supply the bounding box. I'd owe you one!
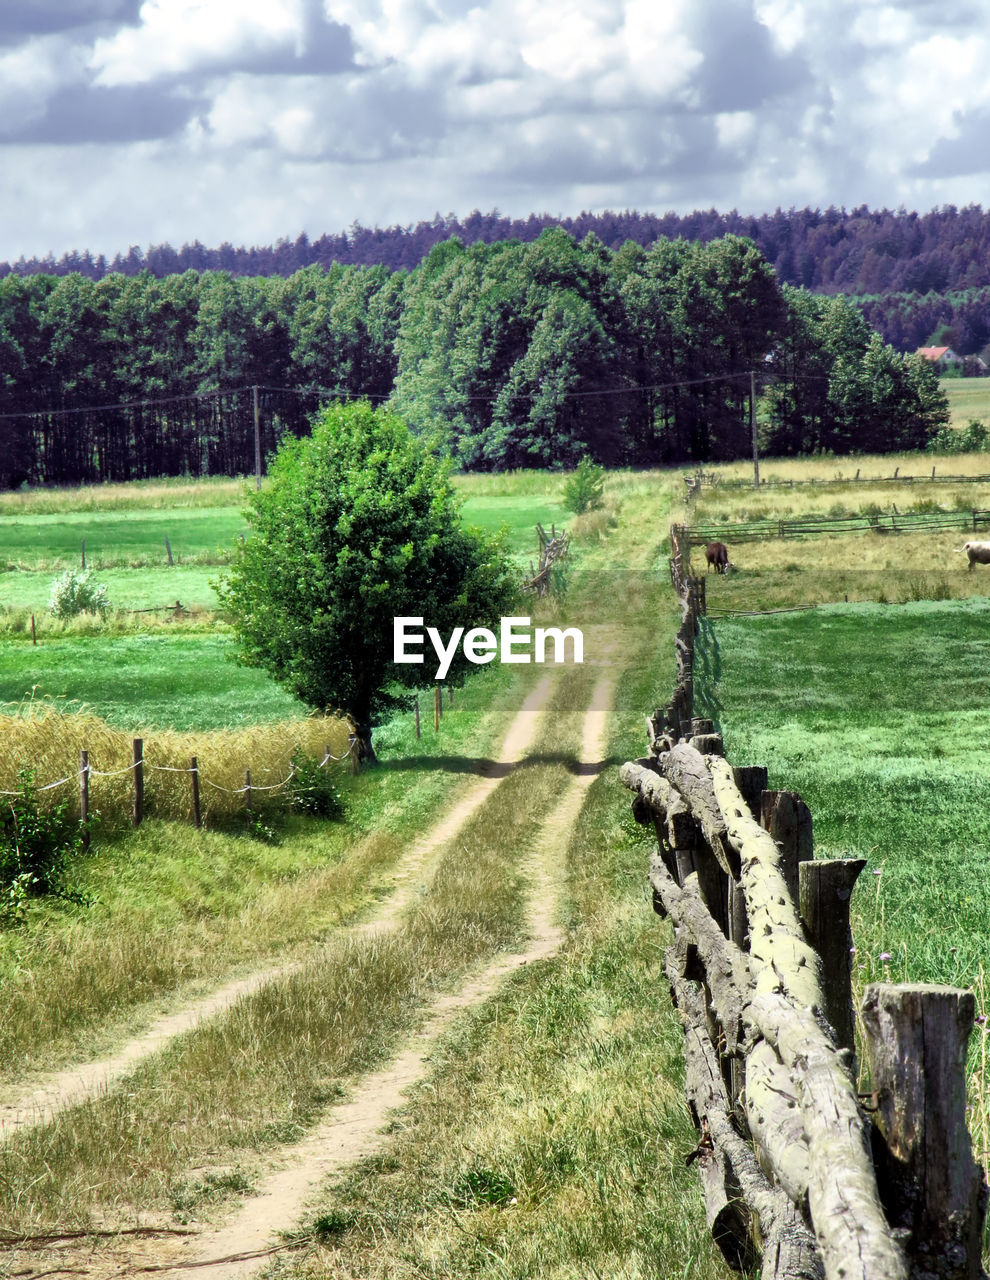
[926,419,990,454]
[0,769,88,922]
[562,457,605,514]
[290,752,345,820]
[48,569,110,620]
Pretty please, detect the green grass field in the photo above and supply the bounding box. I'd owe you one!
[0,472,569,616]
[6,461,990,1274]
[703,599,990,999]
[0,633,311,729]
[0,506,247,568]
[943,377,990,428]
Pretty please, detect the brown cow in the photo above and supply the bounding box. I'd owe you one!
[705,541,729,574]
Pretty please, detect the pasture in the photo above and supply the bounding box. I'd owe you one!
[4,456,990,1276]
[943,376,990,427]
[703,600,990,1154]
[0,633,309,729]
[0,471,569,621]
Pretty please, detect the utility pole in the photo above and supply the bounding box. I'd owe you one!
[253,384,262,490]
[750,369,760,490]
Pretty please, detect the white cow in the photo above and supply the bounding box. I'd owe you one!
[960,540,990,571]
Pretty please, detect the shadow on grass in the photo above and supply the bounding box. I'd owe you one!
[377,752,620,779]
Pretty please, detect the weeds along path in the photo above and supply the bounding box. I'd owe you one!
[0,677,553,1139]
[103,672,615,1280]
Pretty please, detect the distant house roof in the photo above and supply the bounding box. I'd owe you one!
[915,345,962,363]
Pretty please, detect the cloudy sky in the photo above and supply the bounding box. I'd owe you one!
[1,0,989,263]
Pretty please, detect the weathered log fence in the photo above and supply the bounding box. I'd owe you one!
[621,528,987,1279]
[684,507,990,544]
[686,467,990,495]
[525,522,569,596]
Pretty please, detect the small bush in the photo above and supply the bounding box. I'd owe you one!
[0,769,88,921]
[562,457,605,514]
[904,576,952,602]
[290,752,345,820]
[48,568,110,620]
[927,420,990,454]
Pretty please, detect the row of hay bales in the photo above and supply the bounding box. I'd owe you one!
[0,706,352,829]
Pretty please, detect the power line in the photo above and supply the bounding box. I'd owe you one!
[0,359,861,427]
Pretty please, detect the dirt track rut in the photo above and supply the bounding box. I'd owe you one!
[0,676,553,1137]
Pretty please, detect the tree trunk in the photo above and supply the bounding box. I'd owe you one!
[350,691,378,766]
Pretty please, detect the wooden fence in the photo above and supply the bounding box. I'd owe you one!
[621,527,988,1279]
[525,522,569,596]
[686,467,990,495]
[685,507,990,544]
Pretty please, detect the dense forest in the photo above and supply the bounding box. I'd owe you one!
[5,204,990,354]
[0,229,948,487]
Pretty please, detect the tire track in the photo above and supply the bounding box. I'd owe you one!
[142,672,614,1280]
[0,677,553,1139]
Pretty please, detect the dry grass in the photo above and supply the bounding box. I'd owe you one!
[0,477,246,517]
[569,498,620,544]
[0,704,351,827]
[689,449,990,490]
[0,670,587,1233]
[685,476,990,527]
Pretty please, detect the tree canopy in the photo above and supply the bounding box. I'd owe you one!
[217,400,518,760]
[0,228,952,488]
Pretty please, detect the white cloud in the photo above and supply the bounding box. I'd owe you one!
[2,0,990,262]
[89,0,307,85]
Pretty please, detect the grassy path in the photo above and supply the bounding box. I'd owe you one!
[0,666,595,1247]
[0,678,554,1135]
[146,673,615,1280]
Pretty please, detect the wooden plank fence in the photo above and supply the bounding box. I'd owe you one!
[621,525,988,1279]
[685,507,990,544]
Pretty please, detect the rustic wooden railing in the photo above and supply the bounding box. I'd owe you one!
[683,507,990,544]
[621,531,988,1280]
[686,467,990,494]
[525,522,569,596]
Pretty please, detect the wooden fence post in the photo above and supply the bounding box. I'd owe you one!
[799,858,865,1057]
[760,790,814,906]
[244,769,252,814]
[81,538,86,570]
[728,766,768,953]
[165,535,174,566]
[30,613,36,645]
[79,750,90,849]
[190,755,201,829]
[414,694,421,739]
[861,984,987,1278]
[132,738,143,826]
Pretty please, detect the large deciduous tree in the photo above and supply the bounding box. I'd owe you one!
[217,400,518,761]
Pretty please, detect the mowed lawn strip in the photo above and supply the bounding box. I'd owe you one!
[0,506,247,568]
[0,633,307,729]
[0,665,592,1233]
[1,564,222,617]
